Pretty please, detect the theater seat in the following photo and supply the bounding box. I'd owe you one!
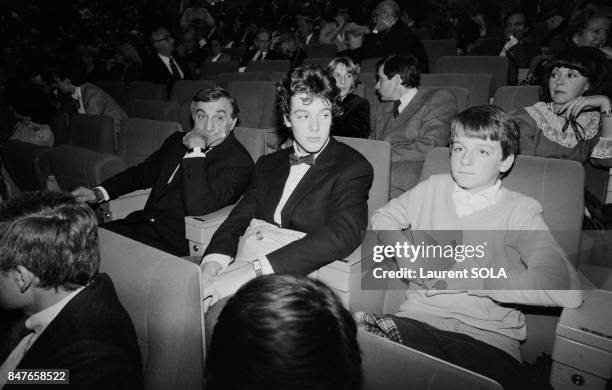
[304,43,337,58]
[69,114,116,154]
[169,80,216,105]
[97,80,127,108]
[199,61,240,81]
[493,86,540,112]
[37,144,126,191]
[125,99,181,123]
[118,118,182,167]
[127,81,168,101]
[421,73,493,107]
[245,60,290,73]
[227,81,280,128]
[98,228,204,390]
[302,57,333,69]
[433,56,509,96]
[215,72,264,89]
[421,39,457,72]
[359,330,503,390]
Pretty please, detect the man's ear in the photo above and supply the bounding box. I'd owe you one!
[283,114,291,128]
[500,154,515,174]
[228,116,238,131]
[15,265,35,293]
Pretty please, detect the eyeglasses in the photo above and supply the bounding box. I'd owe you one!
[154,34,172,43]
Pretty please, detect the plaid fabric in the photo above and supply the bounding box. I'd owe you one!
[354,311,403,344]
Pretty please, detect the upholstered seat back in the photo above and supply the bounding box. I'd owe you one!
[125,99,181,122]
[127,81,167,101]
[98,228,204,390]
[69,114,116,154]
[169,80,216,105]
[433,56,509,96]
[227,81,280,129]
[421,73,493,107]
[494,86,540,112]
[118,118,183,167]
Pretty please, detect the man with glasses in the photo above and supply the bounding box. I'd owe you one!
[238,29,283,70]
[144,26,193,90]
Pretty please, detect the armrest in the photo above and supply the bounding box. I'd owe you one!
[99,188,151,223]
[185,204,236,254]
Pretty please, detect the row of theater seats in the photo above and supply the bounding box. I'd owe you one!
[97,134,610,389]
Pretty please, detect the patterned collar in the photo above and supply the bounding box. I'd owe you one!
[525,102,600,148]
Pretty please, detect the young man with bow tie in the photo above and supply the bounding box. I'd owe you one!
[200,65,373,317]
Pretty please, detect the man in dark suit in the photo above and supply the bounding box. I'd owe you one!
[144,26,194,91]
[361,0,429,73]
[71,88,254,256]
[200,64,373,309]
[0,191,143,389]
[238,29,284,69]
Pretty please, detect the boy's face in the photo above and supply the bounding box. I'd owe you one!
[284,93,332,153]
[450,136,514,193]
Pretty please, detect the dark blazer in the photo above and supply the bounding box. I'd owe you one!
[204,137,373,276]
[332,93,371,138]
[362,21,429,73]
[238,49,284,68]
[13,273,143,389]
[204,52,232,63]
[100,131,254,255]
[144,54,194,90]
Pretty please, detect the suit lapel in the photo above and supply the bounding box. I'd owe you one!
[262,149,291,223]
[279,139,336,225]
[395,89,426,122]
[154,139,188,198]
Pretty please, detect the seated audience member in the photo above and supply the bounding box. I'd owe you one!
[200,65,373,311]
[179,0,215,32]
[338,23,370,64]
[373,55,457,197]
[319,8,351,52]
[204,35,231,63]
[107,43,143,85]
[71,87,253,256]
[53,61,127,136]
[207,274,361,390]
[512,46,612,166]
[361,0,429,73]
[279,32,306,70]
[327,57,370,138]
[365,105,583,390]
[0,191,143,388]
[472,10,540,85]
[176,27,207,65]
[239,29,284,69]
[551,7,612,59]
[296,15,319,47]
[144,26,194,91]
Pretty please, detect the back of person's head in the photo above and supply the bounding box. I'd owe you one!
[543,46,612,99]
[566,6,611,43]
[206,275,362,390]
[277,64,342,120]
[54,59,87,86]
[191,87,240,119]
[0,191,99,291]
[451,105,519,160]
[376,55,420,88]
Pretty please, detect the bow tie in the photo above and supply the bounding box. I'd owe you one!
[289,153,315,166]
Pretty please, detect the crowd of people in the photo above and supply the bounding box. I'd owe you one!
[0,0,611,388]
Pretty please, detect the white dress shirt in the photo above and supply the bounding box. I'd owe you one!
[396,87,418,115]
[451,179,502,218]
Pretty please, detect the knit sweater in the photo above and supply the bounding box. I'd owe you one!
[371,173,583,361]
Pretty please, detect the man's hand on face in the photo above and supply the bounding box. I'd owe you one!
[183,130,208,149]
[71,186,98,203]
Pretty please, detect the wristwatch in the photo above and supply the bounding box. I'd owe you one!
[251,259,263,277]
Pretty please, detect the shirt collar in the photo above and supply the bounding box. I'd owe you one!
[453,179,502,204]
[397,87,418,114]
[293,137,330,160]
[25,285,85,334]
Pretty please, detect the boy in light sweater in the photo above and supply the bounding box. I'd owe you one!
[367,105,583,389]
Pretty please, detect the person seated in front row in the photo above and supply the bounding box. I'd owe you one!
[72,87,254,256]
[0,191,143,388]
[207,274,361,390]
[327,57,371,138]
[200,64,373,314]
[363,105,583,390]
[372,54,457,197]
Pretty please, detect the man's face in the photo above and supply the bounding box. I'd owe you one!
[54,77,72,94]
[153,28,175,56]
[574,16,610,48]
[256,31,271,52]
[284,93,332,153]
[374,4,394,31]
[375,64,399,101]
[505,13,527,40]
[191,98,237,146]
[297,19,312,37]
[450,136,513,193]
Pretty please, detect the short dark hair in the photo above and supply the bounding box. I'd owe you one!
[191,87,240,119]
[277,64,342,119]
[207,275,362,390]
[566,7,611,41]
[54,59,87,86]
[543,46,612,100]
[376,55,420,88]
[0,191,99,290]
[451,105,519,160]
[504,9,529,27]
